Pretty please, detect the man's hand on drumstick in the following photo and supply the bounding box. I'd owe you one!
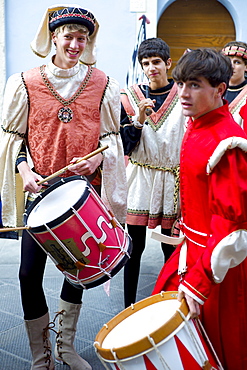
[69,152,103,176]
[17,161,45,193]
[138,98,156,123]
[178,289,201,319]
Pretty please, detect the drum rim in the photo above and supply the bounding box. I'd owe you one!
[23,175,90,232]
[94,291,189,361]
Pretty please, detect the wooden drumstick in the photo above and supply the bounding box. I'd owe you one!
[144,85,153,116]
[0,226,31,232]
[37,145,108,186]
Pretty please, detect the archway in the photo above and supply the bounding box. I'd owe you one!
[158,0,236,76]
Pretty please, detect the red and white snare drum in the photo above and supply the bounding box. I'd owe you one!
[24,176,132,289]
[94,292,222,370]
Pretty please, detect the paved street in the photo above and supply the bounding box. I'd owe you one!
[0,228,164,369]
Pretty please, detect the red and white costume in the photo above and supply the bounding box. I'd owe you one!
[153,102,247,369]
[240,97,247,133]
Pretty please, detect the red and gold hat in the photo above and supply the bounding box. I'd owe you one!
[222,45,247,60]
[49,7,95,35]
[30,4,99,65]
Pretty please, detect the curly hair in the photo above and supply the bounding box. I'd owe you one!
[138,38,170,64]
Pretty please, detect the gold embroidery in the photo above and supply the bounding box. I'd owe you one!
[183,280,208,300]
[129,159,180,213]
[129,85,179,132]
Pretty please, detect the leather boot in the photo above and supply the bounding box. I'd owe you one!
[24,312,54,369]
[54,299,92,370]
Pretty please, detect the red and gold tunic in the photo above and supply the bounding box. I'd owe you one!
[153,102,247,369]
[24,66,107,177]
[0,60,127,227]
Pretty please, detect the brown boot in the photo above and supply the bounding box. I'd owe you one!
[24,312,54,369]
[54,299,92,370]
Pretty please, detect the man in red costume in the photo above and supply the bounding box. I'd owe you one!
[153,48,247,369]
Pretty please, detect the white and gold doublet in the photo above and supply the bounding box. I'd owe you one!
[121,83,185,229]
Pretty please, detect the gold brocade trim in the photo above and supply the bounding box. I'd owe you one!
[129,158,180,213]
[39,65,93,106]
[129,158,179,173]
[99,76,110,110]
[1,125,26,139]
[99,130,119,140]
[183,280,208,300]
[17,151,27,161]
[129,86,179,132]
[230,94,247,115]
[229,84,247,115]
[144,87,172,96]
[127,208,177,220]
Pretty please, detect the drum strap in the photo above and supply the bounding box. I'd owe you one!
[177,309,224,369]
[197,319,224,370]
[151,231,185,246]
[178,241,187,277]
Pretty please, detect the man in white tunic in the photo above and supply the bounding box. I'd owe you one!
[120,38,185,308]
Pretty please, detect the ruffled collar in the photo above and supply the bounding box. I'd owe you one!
[47,58,85,78]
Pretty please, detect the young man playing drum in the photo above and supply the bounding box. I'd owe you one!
[0,5,127,370]
[153,48,247,369]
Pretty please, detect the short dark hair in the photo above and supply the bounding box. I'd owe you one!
[172,48,233,88]
[138,38,170,64]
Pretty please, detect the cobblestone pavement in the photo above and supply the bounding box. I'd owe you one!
[0,228,165,369]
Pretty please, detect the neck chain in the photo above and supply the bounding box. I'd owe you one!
[40,65,93,123]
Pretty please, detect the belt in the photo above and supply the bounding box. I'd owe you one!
[181,221,211,248]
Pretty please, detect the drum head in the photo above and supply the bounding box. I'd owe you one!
[95,292,190,362]
[102,298,180,349]
[26,178,88,228]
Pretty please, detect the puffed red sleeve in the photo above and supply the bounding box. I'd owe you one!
[180,146,247,304]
